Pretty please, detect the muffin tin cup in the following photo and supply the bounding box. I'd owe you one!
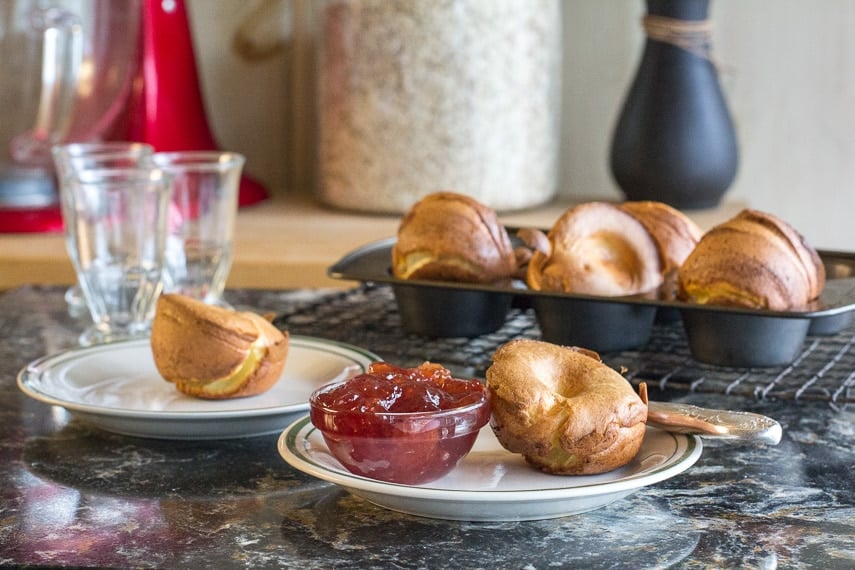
[393,284,513,338]
[532,296,657,353]
[680,309,812,367]
[806,311,854,336]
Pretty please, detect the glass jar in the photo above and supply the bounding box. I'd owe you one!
[316,0,562,213]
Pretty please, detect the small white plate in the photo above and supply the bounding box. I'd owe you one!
[18,336,379,440]
[279,416,702,521]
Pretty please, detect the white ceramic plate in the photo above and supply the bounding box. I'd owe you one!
[18,336,379,440]
[279,416,702,521]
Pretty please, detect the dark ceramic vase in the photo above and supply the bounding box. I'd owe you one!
[610,0,738,209]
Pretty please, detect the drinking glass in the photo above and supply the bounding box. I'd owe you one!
[64,166,171,345]
[52,142,155,316]
[150,151,245,307]
[53,142,155,179]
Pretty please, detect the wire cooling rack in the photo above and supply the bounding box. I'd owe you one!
[272,284,855,408]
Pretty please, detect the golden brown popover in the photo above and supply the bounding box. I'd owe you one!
[678,209,825,310]
[392,191,519,284]
[151,294,289,399]
[486,339,649,475]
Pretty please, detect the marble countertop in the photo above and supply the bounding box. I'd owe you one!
[2,286,854,569]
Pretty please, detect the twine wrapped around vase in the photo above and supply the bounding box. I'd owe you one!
[642,15,713,60]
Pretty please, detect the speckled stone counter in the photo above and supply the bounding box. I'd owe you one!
[2,286,854,569]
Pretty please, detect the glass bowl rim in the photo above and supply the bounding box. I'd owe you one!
[308,379,490,420]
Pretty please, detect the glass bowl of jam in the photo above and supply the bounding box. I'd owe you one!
[309,361,491,485]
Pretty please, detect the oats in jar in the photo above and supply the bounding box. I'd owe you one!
[317,0,562,213]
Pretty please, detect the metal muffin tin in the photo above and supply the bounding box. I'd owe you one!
[328,237,855,367]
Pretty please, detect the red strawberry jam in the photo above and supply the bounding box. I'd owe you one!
[309,362,490,485]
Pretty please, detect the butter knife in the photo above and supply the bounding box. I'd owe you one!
[647,401,783,445]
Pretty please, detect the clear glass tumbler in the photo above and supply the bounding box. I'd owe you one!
[52,142,155,316]
[64,166,171,345]
[150,151,245,307]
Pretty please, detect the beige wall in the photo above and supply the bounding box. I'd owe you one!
[188,0,855,250]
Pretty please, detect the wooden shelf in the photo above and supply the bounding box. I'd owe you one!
[0,193,744,290]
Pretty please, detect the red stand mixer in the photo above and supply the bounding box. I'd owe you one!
[0,0,267,234]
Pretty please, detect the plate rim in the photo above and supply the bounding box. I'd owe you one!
[17,335,380,421]
[277,415,703,504]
